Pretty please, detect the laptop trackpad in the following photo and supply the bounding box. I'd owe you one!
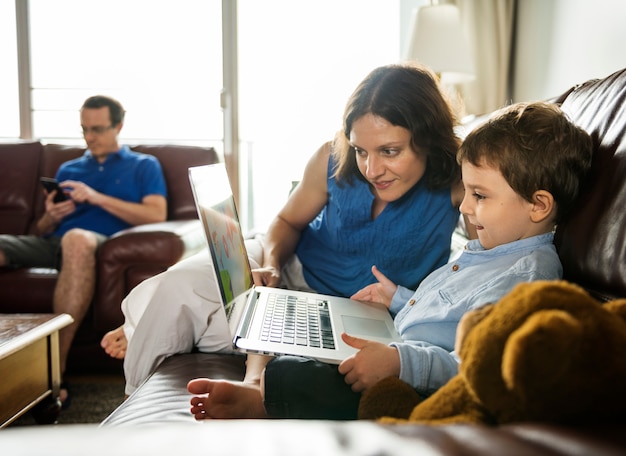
[341,315,391,338]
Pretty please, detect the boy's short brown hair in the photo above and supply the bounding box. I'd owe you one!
[457,101,593,223]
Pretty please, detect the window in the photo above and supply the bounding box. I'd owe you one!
[0,0,19,138]
[28,0,223,147]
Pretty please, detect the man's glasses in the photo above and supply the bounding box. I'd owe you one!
[81,125,114,135]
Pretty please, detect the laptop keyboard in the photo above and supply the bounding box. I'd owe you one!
[261,294,335,349]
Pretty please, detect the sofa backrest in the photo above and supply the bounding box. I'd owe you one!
[554,68,626,301]
[25,143,219,233]
[0,141,43,235]
[131,145,219,220]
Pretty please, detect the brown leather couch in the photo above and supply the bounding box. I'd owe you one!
[97,67,626,454]
[0,143,218,372]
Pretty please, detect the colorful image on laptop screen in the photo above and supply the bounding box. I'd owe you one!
[199,196,253,307]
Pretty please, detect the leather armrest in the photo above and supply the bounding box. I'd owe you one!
[108,220,206,253]
[92,220,206,331]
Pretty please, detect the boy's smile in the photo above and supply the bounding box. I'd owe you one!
[459,160,539,250]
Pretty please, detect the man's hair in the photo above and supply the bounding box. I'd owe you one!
[457,101,594,223]
[81,95,126,126]
[331,62,460,190]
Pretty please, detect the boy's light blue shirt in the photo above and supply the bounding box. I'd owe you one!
[388,232,561,395]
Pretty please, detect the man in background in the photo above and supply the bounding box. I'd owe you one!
[0,95,168,406]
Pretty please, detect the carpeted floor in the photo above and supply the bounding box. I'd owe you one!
[9,374,126,427]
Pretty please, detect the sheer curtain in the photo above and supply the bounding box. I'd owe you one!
[456,0,517,116]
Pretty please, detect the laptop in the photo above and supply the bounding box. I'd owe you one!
[188,163,401,364]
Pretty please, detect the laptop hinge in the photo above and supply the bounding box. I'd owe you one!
[235,289,259,339]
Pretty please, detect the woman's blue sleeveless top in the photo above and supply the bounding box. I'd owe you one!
[295,161,460,297]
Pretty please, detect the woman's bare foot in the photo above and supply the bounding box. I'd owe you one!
[100,326,127,359]
[187,378,268,419]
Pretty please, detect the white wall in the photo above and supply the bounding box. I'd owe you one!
[513,0,626,101]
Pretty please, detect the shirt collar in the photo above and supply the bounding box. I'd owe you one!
[84,144,130,162]
[465,232,555,253]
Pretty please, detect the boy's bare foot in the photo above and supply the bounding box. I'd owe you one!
[187,378,268,419]
[100,326,127,359]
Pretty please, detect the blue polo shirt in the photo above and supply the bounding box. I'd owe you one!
[52,145,167,237]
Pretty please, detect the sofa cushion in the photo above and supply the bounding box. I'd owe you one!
[131,145,219,221]
[0,141,43,234]
[101,353,246,425]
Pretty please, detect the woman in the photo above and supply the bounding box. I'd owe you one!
[101,62,468,397]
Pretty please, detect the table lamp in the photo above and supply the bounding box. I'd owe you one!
[406,2,475,84]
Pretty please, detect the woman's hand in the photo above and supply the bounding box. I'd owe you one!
[350,265,397,308]
[251,266,281,287]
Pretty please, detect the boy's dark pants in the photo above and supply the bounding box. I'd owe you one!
[263,355,361,419]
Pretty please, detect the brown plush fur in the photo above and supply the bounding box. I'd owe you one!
[358,281,626,425]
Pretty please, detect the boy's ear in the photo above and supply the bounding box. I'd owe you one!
[530,190,555,223]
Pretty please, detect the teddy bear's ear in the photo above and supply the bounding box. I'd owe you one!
[501,310,582,398]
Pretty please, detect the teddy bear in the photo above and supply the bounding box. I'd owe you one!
[358,280,626,425]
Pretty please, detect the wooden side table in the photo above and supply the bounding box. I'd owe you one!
[0,313,73,427]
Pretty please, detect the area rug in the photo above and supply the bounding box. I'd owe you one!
[10,375,125,426]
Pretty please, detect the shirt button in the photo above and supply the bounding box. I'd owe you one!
[408,299,416,306]
[452,264,459,272]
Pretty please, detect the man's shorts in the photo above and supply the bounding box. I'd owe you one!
[0,231,107,269]
[0,235,63,269]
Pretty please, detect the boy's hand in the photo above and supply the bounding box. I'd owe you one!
[338,333,400,392]
[350,265,397,308]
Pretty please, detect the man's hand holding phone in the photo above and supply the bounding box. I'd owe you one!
[40,177,68,203]
[40,177,75,225]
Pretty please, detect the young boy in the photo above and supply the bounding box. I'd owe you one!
[187,101,594,420]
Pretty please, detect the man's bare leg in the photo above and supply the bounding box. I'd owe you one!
[187,354,272,419]
[100,325,127,359]
[53,229,98,402]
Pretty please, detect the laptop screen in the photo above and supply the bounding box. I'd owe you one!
[189,165,254,309]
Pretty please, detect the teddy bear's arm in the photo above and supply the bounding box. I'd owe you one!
[358,376,423,421]
[402,376,493,425]
[366,376,493,425]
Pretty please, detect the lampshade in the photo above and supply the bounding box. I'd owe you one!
[406,4,475,84]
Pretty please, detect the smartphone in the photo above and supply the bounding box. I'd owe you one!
[40,177,68,203]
